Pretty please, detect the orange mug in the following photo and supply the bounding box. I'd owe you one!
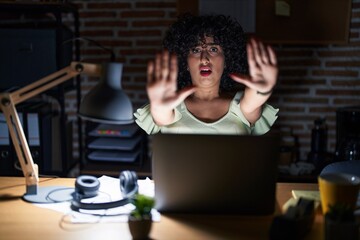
[318,172,360,214]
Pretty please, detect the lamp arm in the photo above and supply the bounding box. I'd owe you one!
[10,62,102,105]
[0,97,38,193]
[0,62,101,195]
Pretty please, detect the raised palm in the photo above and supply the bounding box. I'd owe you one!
[147,51,195,111]
[230,38,278,94]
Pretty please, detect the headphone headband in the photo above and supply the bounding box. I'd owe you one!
[71,170,138,211]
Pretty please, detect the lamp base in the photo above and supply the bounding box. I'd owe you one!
[23,186,74,203]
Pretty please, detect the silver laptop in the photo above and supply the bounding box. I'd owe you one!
[152,133,280,215]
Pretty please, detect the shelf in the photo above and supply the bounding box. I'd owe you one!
[81,122,150,178]
[0,2,80,177]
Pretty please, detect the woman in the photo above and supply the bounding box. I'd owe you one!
[134,14,278,135]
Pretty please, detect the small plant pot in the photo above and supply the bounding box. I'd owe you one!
[128,217,152,240]
[324,215,359,240]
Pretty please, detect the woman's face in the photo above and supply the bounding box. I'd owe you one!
[187,36,225,89]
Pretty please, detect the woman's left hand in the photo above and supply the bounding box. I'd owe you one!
[229,38,278,95]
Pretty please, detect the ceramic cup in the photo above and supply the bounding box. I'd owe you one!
[318,172,360,214]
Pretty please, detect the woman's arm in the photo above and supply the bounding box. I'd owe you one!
[230,38,278,125]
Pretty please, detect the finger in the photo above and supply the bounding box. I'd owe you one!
[163,86,196,109]
[154,53,161,81]
[176,86,197,103]
[161,50,169,81]
[169,54,178,91]
[258,41,269,64]
[251,38,263,66]
[267,45,277,65]
[247,42,257,71]
[229,73,252,85]
[230,72,266,90]
[169,54,177,82]
[234,78,258,90]
[230,73,270,92]
[147,61,154,84]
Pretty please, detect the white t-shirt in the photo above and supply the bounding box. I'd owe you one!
[134,92,279,135]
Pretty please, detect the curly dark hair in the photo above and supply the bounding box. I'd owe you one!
[163,14,248,92]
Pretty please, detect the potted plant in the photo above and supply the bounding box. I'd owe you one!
[324,203,359,240]
[128,194,155,239]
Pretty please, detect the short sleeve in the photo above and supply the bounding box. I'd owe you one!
[252,104,279,135]
[134,104,183,135]
[231,92,279,135]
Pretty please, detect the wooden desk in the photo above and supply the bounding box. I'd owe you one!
[0,177,322,240]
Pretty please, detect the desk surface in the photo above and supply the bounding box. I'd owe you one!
[0,177,322,240]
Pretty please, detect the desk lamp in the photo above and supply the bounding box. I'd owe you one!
[0,61,133,203]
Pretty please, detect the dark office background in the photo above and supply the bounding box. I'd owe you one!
[1,0,359,168]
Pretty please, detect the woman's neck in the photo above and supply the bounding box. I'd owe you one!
[191,89,220,101]
[184,90,233,123]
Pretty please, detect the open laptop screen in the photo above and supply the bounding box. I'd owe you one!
[152,133,280,215]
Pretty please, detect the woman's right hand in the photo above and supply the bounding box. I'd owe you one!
[147,51,196,125]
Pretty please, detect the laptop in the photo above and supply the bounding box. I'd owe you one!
[152,133,280,215]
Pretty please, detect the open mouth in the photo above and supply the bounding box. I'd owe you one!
[200,68,212,77]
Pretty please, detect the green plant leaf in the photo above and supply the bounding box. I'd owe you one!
[130,194,155,219]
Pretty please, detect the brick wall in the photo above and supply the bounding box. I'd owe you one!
[65,0,177,157]
[268,0,360,160]
[68,0,359,162]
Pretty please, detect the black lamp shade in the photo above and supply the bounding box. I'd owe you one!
[79,62,134,124]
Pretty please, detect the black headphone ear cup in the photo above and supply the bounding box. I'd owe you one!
[120,170,138,196]
[71,171,139,211]
[75,175,100,199]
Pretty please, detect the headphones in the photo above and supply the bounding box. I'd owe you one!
[71,170,138,211]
